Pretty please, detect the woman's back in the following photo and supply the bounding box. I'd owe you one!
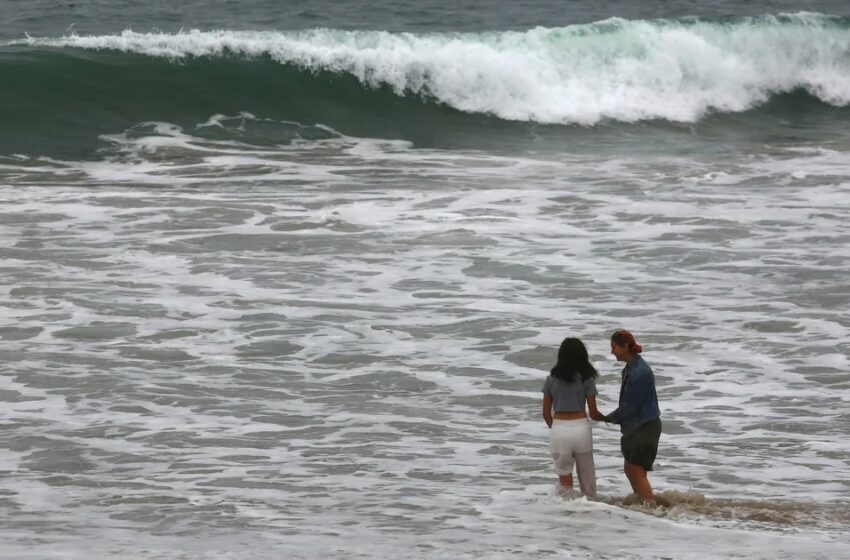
[542,375,598,413]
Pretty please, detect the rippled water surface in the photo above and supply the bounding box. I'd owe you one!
[1,124,848,558]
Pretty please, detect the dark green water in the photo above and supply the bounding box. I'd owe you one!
[4,0,849,39]
[1,12,850,158]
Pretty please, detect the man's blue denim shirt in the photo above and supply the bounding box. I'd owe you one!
[606,355,661,434]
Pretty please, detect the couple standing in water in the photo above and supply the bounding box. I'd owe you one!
[541,330,662,502]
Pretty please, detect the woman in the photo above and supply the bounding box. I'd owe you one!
[604,329,662,503]
[541,337,606,497]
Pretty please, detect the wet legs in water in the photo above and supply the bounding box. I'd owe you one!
[558,453,597,498]
[624,461,653,502]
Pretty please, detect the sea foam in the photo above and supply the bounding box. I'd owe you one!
[11,13,850,124]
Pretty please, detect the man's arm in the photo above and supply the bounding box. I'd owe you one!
[606,370,652,424]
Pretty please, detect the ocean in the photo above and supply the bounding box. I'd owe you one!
[0,1,849,558]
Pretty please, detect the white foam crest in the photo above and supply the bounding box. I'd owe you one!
[13,13,850,124]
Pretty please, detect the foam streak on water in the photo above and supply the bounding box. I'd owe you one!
[0,123,849,558]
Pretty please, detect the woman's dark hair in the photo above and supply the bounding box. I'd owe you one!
[551,337,598,383]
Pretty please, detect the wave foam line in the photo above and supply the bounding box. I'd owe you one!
[10,13,850,124]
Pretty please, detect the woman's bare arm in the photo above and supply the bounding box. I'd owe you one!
[587,395,606,421]
[542,393,553,428]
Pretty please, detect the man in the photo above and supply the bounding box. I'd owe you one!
[604,329,662,503]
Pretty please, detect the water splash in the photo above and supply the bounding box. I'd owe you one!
[8,13,850,124]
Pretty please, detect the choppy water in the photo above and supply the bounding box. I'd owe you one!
[4,0,850,39]
[1,0,850,558]
[2,123,849,558]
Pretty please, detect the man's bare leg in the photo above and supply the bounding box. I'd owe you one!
[624,461,653,502]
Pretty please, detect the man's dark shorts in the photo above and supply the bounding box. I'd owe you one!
[620,417,662,471]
